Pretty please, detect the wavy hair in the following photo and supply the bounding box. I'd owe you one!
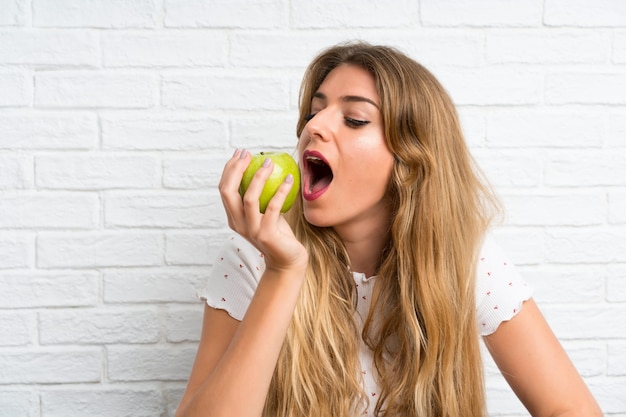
[265,41,500,417]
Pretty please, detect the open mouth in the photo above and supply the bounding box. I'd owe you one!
[302,150,333,201]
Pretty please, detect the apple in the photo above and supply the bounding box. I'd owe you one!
[239,152,301,213]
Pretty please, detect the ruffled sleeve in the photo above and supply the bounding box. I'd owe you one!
[197,233,265,321]
[475,234,533,336]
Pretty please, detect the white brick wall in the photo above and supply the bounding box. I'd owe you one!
[0,1,624,415]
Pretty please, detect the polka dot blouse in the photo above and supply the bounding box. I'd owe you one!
[197,232,533,416]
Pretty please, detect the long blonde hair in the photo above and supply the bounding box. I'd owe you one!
[265,41,500,417]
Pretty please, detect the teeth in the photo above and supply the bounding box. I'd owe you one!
[306,155,324,164]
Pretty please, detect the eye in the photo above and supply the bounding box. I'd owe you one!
[345,117,370,128]
[303,113,316,122]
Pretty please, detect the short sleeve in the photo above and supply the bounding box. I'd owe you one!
[475,234,533,336]
[197,233,266,321]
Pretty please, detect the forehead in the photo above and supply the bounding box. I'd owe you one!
[314,64,379,103]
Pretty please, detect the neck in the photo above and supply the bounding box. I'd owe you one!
[335,222,390,279]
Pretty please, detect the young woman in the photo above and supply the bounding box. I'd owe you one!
[176,42,603,417]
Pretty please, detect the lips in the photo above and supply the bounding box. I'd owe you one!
[302,150,333,201]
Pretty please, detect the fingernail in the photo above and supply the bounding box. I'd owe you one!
[239,150,248,159]
[262,158,271,168]
[233,148,240,157]
[284,174,294,184]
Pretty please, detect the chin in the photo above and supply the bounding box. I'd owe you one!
[303,207,333,228]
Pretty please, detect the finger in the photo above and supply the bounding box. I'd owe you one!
[219,149,251,193]
[219,149,252,232]
[241,157,274,218]
[262,173,295,218]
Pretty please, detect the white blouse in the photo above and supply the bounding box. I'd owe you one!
[198,232,533,415]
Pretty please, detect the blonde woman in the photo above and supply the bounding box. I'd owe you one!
[176,42,602,417]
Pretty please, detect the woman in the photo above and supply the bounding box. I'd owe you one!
[176,42,602,417]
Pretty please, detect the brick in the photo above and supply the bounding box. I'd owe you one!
[41,388,163,417]
[105,192,224,228]
[609,342,626,375]
[610,193,626,224]
[607,265,626,302]
[491,228,545,265]
[486,108,605,148]
[35,72,156,108]
[164,0,283,28]
[101,113,227,151]
[35,154,159,190]
[588,377,626,413]
[519,265,605,304]
[0,192,98,229]
[165,231,230,266]
[102,32,227,68]
[399,32,485,68]
[546,228,626,263]
[615,32,626,63]
[421,0,543,27]
[542,304,626,339]
[546,72,626,104]
[561,340,607,377]
[164,385,186,417]
[0,270,99,308]
[487,30,608,64]
[0,154,31,189]
[163,155,230,189]
[33,0,158,28]
[436,68,543,106]
[501,193,605,226]
[39,308,159,344]
[289,76,301,109]
[165,306,203,342]
[104,267,209,304]
[0,347,101,383]
[0,233,33,269]
[0,111,98,150]
[107,345,196,381]
[458,108,486,148]
[609,112,626,147]
[0,0,28,26]
[545,151,626,186]
[473,150,542,188]
[0,71,31,107]
[0,391,38,417]
[0,311,33,346]
[545,0,626,27]
[230,115,300,150]
[37,232,163,268]
[231,33,343,69]
[291,0,418,29]
[0,29,98,66]
[161,75,289,111]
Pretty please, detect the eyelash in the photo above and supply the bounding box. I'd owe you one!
[345,117,370,128]
[303,113,370,128]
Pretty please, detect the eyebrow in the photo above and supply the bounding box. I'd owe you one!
[312,92,379,109]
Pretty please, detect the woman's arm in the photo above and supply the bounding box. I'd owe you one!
[483,298,603,417]
[176,149,308,417]
[176,264,305,417]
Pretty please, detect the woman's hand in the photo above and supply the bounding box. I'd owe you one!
[218,149,308,273]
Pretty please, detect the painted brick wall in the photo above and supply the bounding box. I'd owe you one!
[1,0,625,415]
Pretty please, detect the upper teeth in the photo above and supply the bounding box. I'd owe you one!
[307,156,323,163]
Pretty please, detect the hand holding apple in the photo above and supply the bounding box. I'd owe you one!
[239,152,300,213]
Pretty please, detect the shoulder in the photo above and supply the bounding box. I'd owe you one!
[197,233,266,321]
[475,233,533,336]
[217,233,266,277]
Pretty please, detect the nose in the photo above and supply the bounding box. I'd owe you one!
[302,110,332,143]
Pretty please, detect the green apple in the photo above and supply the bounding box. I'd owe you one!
[239,152,300,213]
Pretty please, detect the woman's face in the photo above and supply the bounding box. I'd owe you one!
[298,64,395,236]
